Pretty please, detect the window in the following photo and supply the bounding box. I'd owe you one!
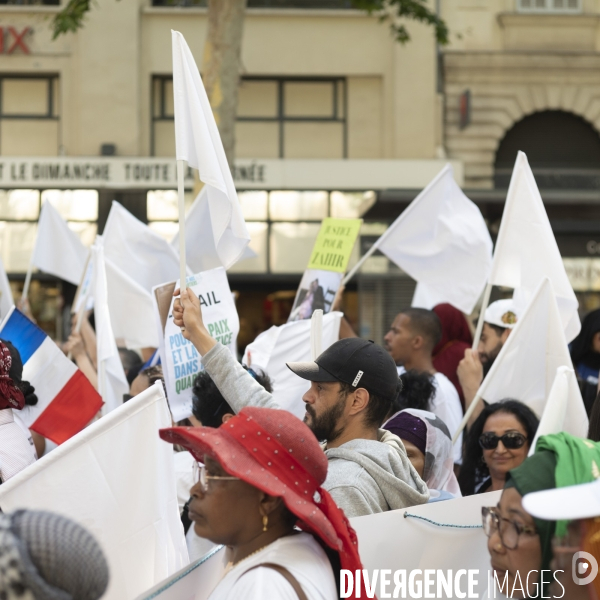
[0,189,98,273]
[0,75,59,156]
[517,0,581,12]
[151,1,353,7]
[151,76,347,159]
[146,188,373,274]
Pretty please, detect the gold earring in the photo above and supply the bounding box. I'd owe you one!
[262,515,268,532]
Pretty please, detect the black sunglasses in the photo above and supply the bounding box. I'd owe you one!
[479,431,527,450]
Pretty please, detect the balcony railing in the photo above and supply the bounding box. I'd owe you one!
[152,0,354,7]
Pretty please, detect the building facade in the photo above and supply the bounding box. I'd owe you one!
[0,0,598,344]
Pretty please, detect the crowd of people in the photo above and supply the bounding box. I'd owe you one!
[1,285,600,599]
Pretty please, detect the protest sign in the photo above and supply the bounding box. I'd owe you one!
[136,545,227,600]
[289,218,361,322]
[0,382,189,600]
[156,267,239,421]
[350,490,502,599]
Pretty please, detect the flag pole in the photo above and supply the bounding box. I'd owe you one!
[342,243,379,286]
[452,390,482,444]
[310,309,323,360]
[177,159,187,293]
[21,260,34,309]
[471,282,492,350]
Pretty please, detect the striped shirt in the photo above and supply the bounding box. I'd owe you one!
[0,409,37,483]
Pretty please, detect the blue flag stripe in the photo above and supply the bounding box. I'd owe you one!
[0,309,47,364]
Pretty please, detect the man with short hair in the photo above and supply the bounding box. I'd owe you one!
[383,308,463,463]
[173,289,429,518]
[457,299,519,426]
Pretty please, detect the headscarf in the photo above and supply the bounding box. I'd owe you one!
[160,406,364,598]
[432,303,472,409]
[0,341,25,410]
[0,509,109,600]
[384,408,461,496]
[571,308,600,370]
[505,450,557,575]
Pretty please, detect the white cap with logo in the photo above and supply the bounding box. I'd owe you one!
[484,299,519,329]
[523,478,600,521]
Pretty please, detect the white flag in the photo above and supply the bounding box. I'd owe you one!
[92,238,129,413]
[171,31,250,270]
[490,151,580,342]
[31,200,87,285]
[103,201,180,292]
[476,278,588,435]
[242,311,342,419]
[105,257,159,349]
[530,366,588,452]
[0,382,189,600]
[0,256,13,320]
[376,164,492,314]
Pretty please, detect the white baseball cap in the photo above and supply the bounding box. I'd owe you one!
[484,299,519,329]
[523,478,600,521]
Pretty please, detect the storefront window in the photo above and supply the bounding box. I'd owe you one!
[269,190,328,221]
[270,222,321,273]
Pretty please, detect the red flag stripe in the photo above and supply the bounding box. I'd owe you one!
[30,371,104,445]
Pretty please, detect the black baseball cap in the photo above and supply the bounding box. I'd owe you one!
[286,338,399,399]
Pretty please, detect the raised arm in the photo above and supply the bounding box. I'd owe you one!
[173,289,278,413]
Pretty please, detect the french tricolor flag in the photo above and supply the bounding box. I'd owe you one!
[0,307,103,444]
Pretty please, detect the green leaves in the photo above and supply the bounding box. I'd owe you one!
[52,0,92,39]
[351,0,449,45]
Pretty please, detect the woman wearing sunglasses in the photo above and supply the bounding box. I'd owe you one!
[481,433,600,599]
[159,406,364,600]
[458,400,539,496]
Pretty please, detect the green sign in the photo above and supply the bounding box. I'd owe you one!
[307,218,362,273]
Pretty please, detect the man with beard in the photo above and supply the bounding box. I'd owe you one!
[457,299,519,427]
[172,288,429,518]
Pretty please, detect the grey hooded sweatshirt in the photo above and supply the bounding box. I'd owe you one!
[201,343,429,518]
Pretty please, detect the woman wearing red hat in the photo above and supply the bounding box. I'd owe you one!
[160,406,365,600]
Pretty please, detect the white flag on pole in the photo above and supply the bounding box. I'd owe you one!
[105,257,159,349]
[0,382,189,600]
[376,164,492,314]
[476,278,588,435]
[530,366,588,452]
[489,151,580,342]
[103,201,181,292]
[31,200,88,285]
[0,256,13,320]
[92,238,129,413]
[242,311,342,419]
[171,31,250,271]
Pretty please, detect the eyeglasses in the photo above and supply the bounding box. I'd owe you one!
[482,506,537,550]
[192,462,239,494]
[479,431,527,450]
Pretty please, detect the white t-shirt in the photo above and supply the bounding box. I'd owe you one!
[397,367,463,463]
[0,409,36,482]
[208,533,337,600]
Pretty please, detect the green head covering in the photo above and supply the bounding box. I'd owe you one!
[505,450,557,574]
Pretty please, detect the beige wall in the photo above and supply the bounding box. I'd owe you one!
[0,3,442,164]
[442,0,600,187]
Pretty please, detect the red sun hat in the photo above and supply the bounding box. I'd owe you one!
[159,406,363,577]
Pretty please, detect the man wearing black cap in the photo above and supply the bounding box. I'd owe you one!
[173,290,429,518]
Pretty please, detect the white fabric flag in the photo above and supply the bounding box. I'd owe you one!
[376,164,492,314]
[242,311,342,419]
[476,278,588,435]
[105,257,159,349]
[103,201,180,292]
[530,366,588,452]
[0,382,189,600]
[171,31,250,271]
[31,200,88,285]
[92,239,129,414]
[0,256,13,320]
[171,188,255,273]
[350,490,502,598]
[490,151,580,342]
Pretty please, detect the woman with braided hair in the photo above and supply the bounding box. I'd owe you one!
[0,340,36,483]
[160,406,365,600]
